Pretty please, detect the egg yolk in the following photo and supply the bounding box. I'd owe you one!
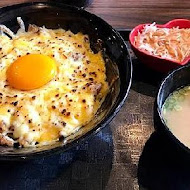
[7,54,57,90]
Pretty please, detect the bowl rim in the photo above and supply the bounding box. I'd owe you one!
[157,62,190,154]
[129,19,190,66]
[0,1,133,160]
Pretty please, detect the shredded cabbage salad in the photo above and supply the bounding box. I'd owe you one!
[134,23,190,62]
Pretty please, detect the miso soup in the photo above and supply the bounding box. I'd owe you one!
[162,86,190,147]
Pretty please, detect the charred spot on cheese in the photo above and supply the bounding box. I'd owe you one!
[0,18,109,147]
[52,105,56,109]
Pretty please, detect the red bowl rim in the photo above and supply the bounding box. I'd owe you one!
[129,19,190,66]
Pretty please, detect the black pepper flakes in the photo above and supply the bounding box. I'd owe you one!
[14,95,18,97]
[55,94,59,97]
[89,78,94,81]
[32,96,36,100]
[52,105,56,109]
[0,93,3,96]
[86,60,90,64]
[61,109,66,114]
[12,101,18,106]
[66,112,70,116]
[90,72,97,77]
[86,83,92,87]
[72,89,76,93]
[61,121,66,126]
[82,99,86,103]
[28,120,32,123]
[82,73,86,78]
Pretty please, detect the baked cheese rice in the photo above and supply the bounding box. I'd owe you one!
[0,18,109,147]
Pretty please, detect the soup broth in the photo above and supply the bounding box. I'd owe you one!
[162,86,190,147]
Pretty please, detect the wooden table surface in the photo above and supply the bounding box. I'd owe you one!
[0,0,189,29]
[0,1,189,190]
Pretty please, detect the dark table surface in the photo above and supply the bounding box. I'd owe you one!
[0,1,190,190]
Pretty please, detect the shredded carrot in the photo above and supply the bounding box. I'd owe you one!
[134,23,190,62]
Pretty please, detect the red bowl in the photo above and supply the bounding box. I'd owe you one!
[129,19,190,73]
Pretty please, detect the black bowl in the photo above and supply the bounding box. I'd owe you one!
[0,2,132,160]
[156,63,190,155]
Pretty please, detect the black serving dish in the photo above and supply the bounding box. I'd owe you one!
[156,62,190,155]
[0,2,132,160]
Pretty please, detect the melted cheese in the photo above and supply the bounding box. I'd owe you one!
[0,21,109,147]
